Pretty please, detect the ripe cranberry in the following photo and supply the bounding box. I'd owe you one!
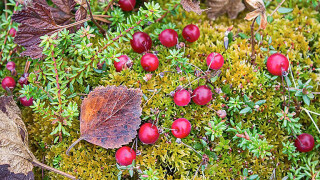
[18,73,29,87]
[206,53,224,70]
[295,133,315,152]
[115,146,136,166]
[192,85,212,105]
[171,118,192,139]
[138,123,160,144]
[182,24,200,43]
[20,96,34,106]
[266,53,289,76]
[114,55,131,72]
[130,32,152,53]
[118,0,136,11]
[159,29,178,47]
[1,77,16,90]
[174,89,191,106]
[140,53,159,72]
[9,28,16,37]
[6,61,15,71]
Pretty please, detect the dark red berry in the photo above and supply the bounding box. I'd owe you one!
[192,85,212,105]
[138,123,160,144]
[171,118,191,139]
[9,28,16,37]
[130,32,152,54]
[6,61,15,71]
[182,24,200,43]
[159,29,178,47]
[1,77,16,90]
[118,0,136,11]
[266,53,289,76]
[18,73,29,87]
[173,89,191,106]
[115,146,136,166]
[20,96,34,106]
[206,53,224,70]
[114,55,130,72]
[295,133,315,152]
[140,53,159,72]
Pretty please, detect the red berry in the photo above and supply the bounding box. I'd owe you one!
[182,24,200,43]
[140,53,159,72]
[118,0,136,11]
[20,96,34,106]
[138,123,160,144]
[1,77,16,90]
[6,61,15,71]
[171,118,191,139]
[9,28,16,37]
[295,133,315,152]
[115,146,136,166]
[114,55,130,72]
[174,89,191,106]
[266,53,289,76]
[18,73,29,87]
[192,85,212,105]
[159,29,178,47]
[130,32,152,53]
[206,53,224,70]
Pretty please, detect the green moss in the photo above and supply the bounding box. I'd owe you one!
[14,1,320,179]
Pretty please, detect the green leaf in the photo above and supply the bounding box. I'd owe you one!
[240,107,252,114]
[238,33,249,39]
[278,7,293,13]
[255,100,266,105]
[267,16,274,23]
[302,95,310,106]
[255,33,261,41]
[249,174,259,179]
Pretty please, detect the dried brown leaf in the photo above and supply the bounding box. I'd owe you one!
[75,6,87,28]
[244,0,267,29]
[12,0,86,59]
[0,96,76,180]
[67,86,142,155]
[206,0,245,20]
[180,0,208,15]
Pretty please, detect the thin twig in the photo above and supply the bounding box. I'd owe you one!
[104,0,115,12]
[32,160,77,180]
[85,0,106,35]
[156,4,179,22]
[302,108,320,135]
[143,88,162,107]
[250,17,258,63]
[5,0,8,18]
[51,52,63,114]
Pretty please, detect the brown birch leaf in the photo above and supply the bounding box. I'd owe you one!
[66,86,142,155]
[180,0,208,15]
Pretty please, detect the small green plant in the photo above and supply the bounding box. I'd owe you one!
[53,155,62,168]
[227,96,244,116]
[166,49,191,71]
[241,168,260,180]
[140,168,160,180]
[240,94,266,114]
[282,141,299,163]
[117,160,137,180]
[276,107,302,135]
[227,120,273,159]
[290,79,315,106]
[204,117,226,141]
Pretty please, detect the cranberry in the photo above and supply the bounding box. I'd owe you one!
[192,85,212,105]
[159,29,178,47]
[114,55,131,72]
[115,146,136,166]
[206,53,224,70]
[171,118,192,139]
[18,73,29,87]
[130,32,152,53]
[6,61,15,71]
[182,24,200,43]
[266,53,289,76]
[140,53,159,72]
[20,96,34,106]
[118,0,136,11]
[295,133,315,152]
[173,89,191,106]
[9,28,16,37]
[138,123,160,144]
[1,77,16,90]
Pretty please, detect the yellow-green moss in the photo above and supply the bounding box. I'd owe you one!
[17,1,320,179]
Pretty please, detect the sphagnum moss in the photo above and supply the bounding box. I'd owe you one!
[16,1,320,179]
